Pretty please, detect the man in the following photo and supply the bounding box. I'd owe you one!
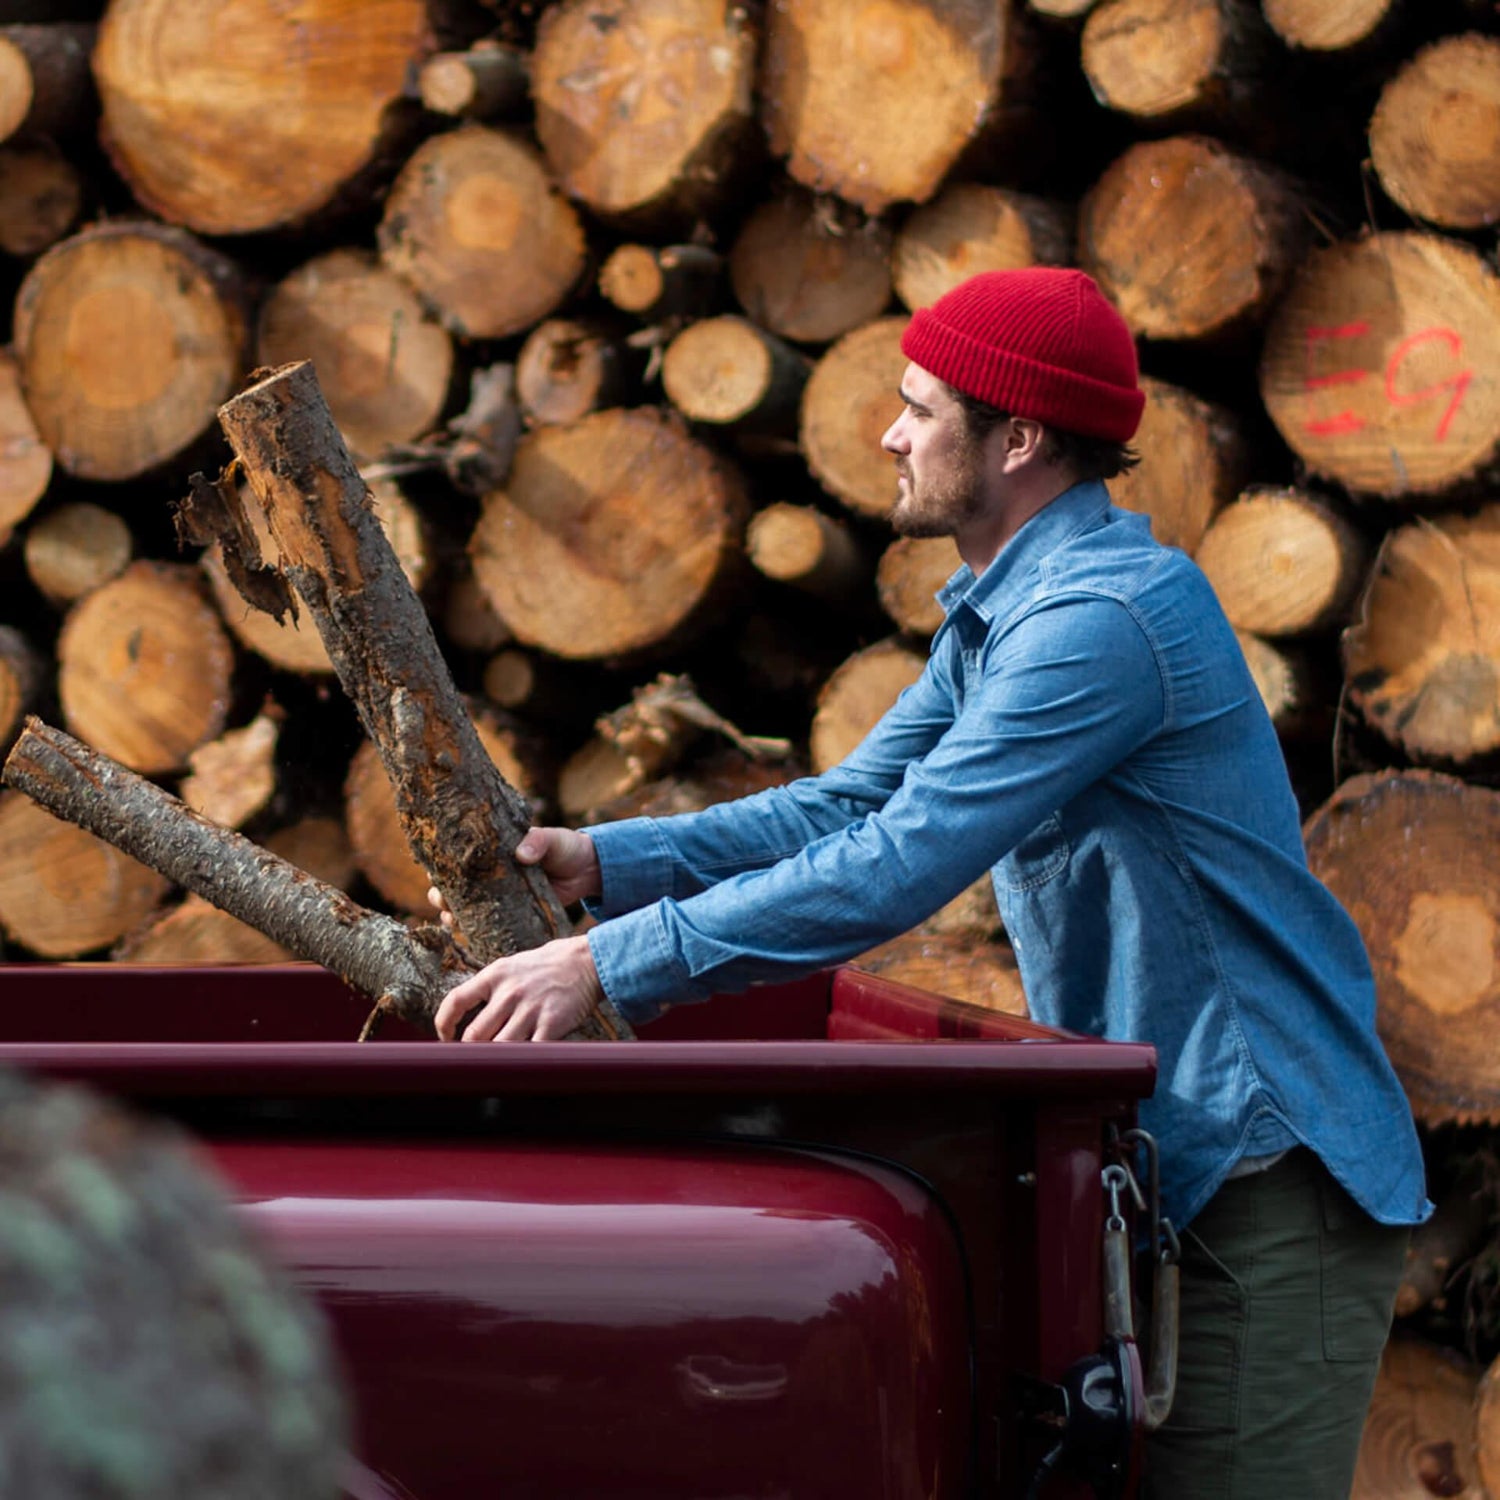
[435,267,1427,1496]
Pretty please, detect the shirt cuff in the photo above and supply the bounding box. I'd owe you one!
[586,904,690,1026]
[580,818,679,919]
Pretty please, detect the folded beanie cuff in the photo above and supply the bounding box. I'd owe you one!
[902,303,1145,443]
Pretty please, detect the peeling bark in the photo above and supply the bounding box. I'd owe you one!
[205,360,631,1041]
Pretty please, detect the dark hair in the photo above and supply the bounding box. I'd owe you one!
[948,384,1141,482]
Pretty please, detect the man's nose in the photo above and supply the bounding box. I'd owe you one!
[881,417,907,453]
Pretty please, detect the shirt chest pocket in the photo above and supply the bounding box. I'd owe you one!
[999,812,1070,891]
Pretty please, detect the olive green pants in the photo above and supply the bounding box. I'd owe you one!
[1143,1148,1410,1500]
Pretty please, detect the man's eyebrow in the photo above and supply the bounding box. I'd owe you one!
[898,386,931,410]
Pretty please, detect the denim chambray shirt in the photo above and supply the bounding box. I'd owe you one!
[585,481,1429,1230]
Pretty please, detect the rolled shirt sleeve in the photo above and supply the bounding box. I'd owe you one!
[588,595,1166,1024]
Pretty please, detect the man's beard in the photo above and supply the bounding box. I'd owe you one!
[889,445,986,538]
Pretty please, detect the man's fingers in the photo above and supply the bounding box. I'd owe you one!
[496,1005,540,1042]
[426,885,455,929]
[515,830,545,864]
[462,992,518,1043]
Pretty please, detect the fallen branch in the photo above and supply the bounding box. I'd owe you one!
[184,358,630,1042]
[3,719,463,1032]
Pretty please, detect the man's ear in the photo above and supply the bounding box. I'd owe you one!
[998,418,1047,472]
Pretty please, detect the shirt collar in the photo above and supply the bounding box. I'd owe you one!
[934,479,1113,626]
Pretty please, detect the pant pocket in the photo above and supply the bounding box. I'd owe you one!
[1319,1169,1409,1362]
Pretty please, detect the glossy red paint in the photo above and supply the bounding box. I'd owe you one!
[219,1137,971,1500]
[0,963,1157,1497]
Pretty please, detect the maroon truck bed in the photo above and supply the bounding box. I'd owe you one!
[0,962,1156,1499]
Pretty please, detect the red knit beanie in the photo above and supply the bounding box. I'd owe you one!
[900,268,1145,442]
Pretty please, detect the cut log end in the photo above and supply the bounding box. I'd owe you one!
[1343,506,1500,766]
[1304,771,1500,1127]
[378,125,586,340]
[23,501,133,605]
[1195,486,1368,636]
[469,408,748,661]
[893,182,1070,313]
[1350,1339,1486,1500]
[58,561,234,775]
[801,317,908,520]
[762,0,1009,212]
[1260,231,1500,500]
[1079,134,1307,342]
[810,638,927,773]
[729,192,893,344]
[1370,33,1500,231]
[532,0,757,226]
[15,222,249,482]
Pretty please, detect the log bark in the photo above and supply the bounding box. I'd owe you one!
[93,0,432,235]
[810,638,927,773]
[203,541,334,677]
[13,221,250,482]
[2,718,461,1024]
[761,0,1011,212]
[57,560,234,776]
[599,243,726,322]
[1078,134,1309,342]
[0,347,50,546]
[800,316,908,521]
[662,316,811,432]
[877,535,962,636]
[0,625,43,747]
[1369,33,1500,232]
[1303,770,1500,1126]
[1194,485,1369,637]
[345,707,546,915]
[1349,1338,1486,1500]
[179,710,282,831]
[1109,375,1250,555]
[417,39,529,120]
[1259,231,1500,501]
[115,895,295,966]
[468,407,748,661]
[516,318,644,428]
[255,248,455,462]
[1079,0,1277,132]
[1342,505,1500,768]
[0,139,83,257]
[206,361,631,1039]
[201,472,430,676]
[0,23,94,144]
[377,125,587,340]
[22,501,132,605]
[892,182,1070,312]
[531,0,758,229]
[0,779,169,959]
[747,503,869,602]
[728,192,894,344]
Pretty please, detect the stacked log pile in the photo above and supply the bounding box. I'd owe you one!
[2,0,1500,1433]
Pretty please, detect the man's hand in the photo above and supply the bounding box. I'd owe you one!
[434,934,604,1042]
[427,826,601,927]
